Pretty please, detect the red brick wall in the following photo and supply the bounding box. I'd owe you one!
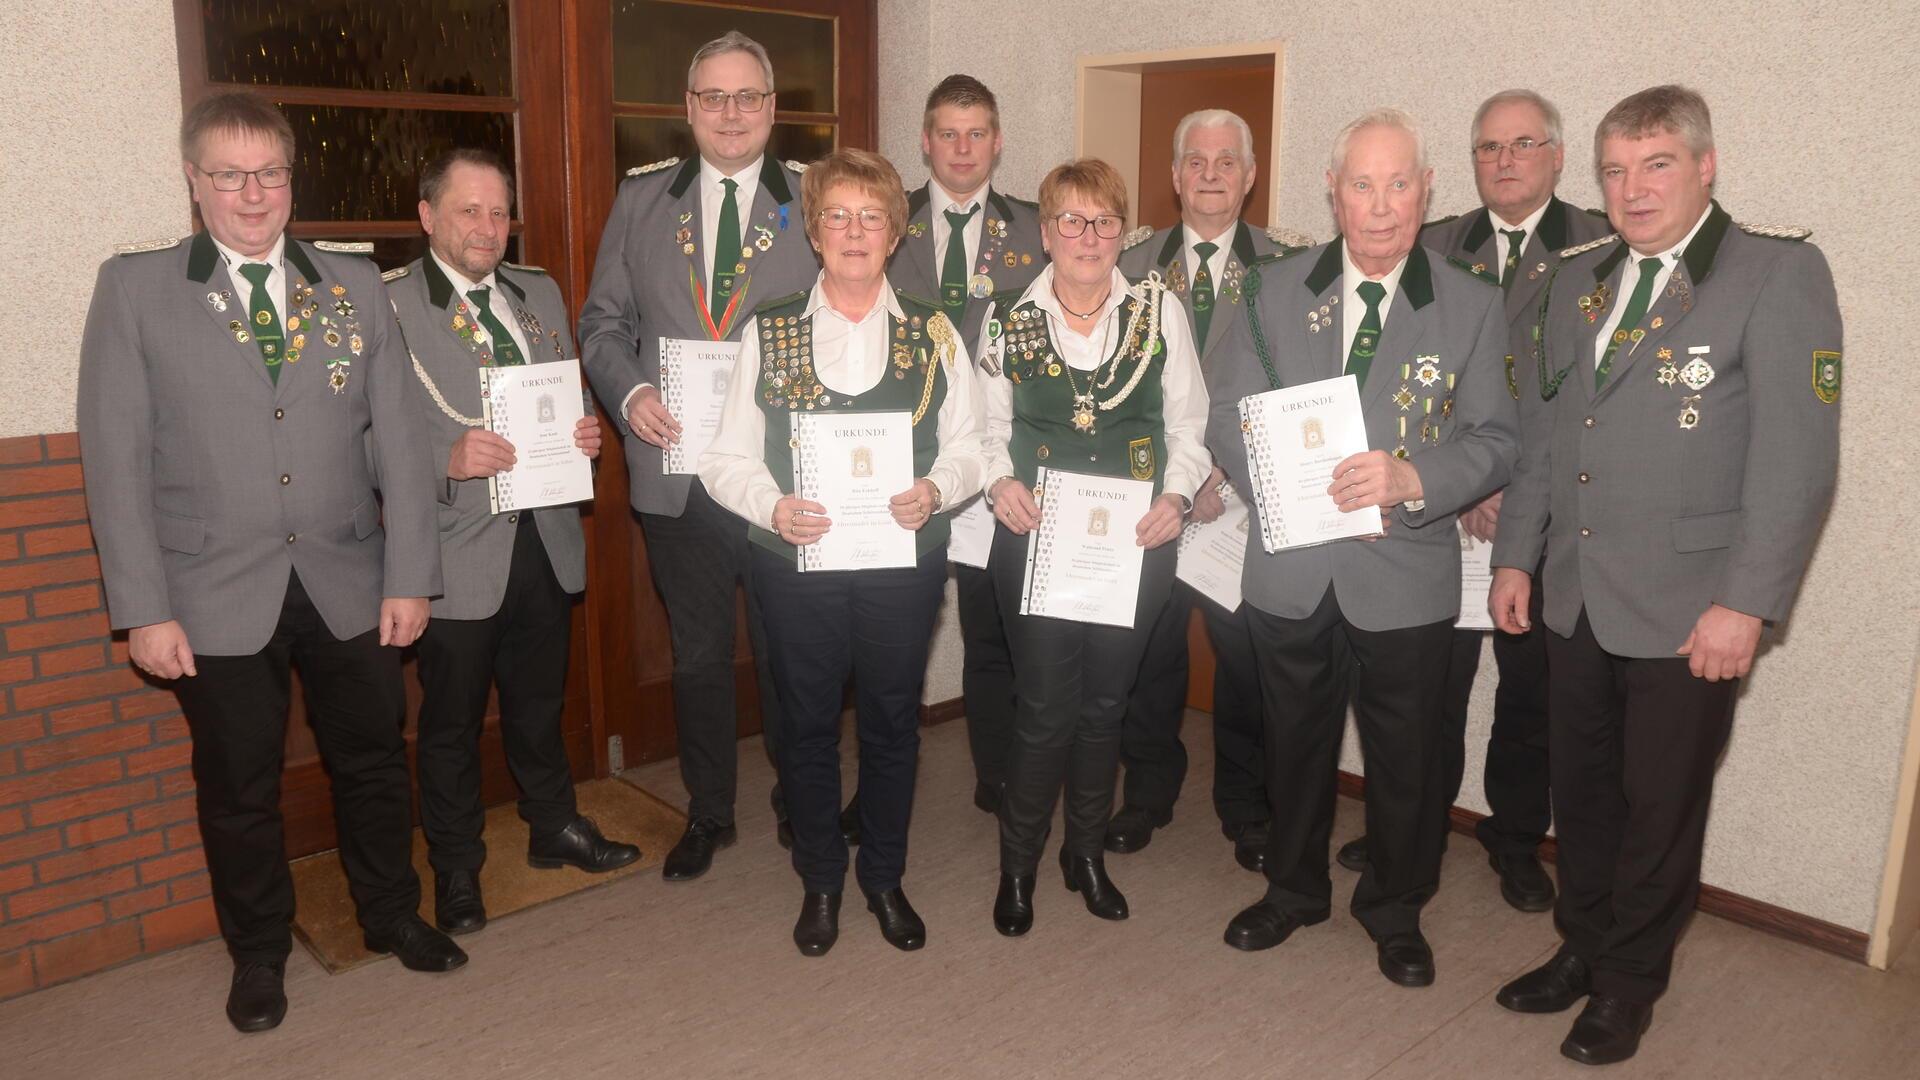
[0,433,218,1001]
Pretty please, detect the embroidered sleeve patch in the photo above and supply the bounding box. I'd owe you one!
[1812,350,1841,404]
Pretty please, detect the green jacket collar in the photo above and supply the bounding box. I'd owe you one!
[423,252,527,309]
[187,231,321,286]
[1305,236,1433,309]
[1592,200,1729,284]
[1462,196,1573,255]
[1156,220,1257,269]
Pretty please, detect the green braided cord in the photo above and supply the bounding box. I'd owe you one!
[1534,264,1572,401]
[1244,266,1281,390]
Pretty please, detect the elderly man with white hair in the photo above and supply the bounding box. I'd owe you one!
[1203,108,1519,987]
[1107,108,1312,873]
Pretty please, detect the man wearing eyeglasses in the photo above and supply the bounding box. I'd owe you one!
[1108,109,1310,873]
[581,30,819,882]
[885,74,1046,822]
[78,91,458,1033]
[1334,90,1609,914]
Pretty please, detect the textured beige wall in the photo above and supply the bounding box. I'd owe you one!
[0,0,189,439]
[883,0,1920,934]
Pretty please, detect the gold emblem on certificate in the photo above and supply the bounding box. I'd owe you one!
[1302,416,1325,449]
[1088,507,1110,536]
[851,446,873,477]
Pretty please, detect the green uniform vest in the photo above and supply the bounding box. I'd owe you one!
[989,291,1168,495]
[748,289,954,558]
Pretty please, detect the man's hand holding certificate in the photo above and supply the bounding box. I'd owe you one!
[658,338,740,473]
[1237,374,1392,552]
[478,358,597,514]
[788,411,919,572]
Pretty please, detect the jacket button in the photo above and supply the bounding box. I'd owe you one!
[274,408,285,420]
[508,514,519,523]
[1579,527,1592,537]
[286,533,296,543]
[1578,472,1590,483]
[280,474,291,485]
[1583,416,1596,428]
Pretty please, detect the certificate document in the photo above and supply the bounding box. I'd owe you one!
[947,494,995,570]
[1238,374,1383,553]
[792,410,916,572]
[480,359,594,515]
[1455,525,1495,631]
[1019,467,1152,628]
[1175,482,1250,612]
[659,338,741,474]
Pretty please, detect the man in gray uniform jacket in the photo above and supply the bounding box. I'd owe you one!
[579,32,819,879]
[391,149,641,939]
[1109,108,1311,872]
[1488,85,1841,1067]
[1339,90,1611,913]
[1207,109,1518,989]
[77,92,460,1033]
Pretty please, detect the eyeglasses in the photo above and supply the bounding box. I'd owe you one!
[197,165,293,191]
[690,89,769,113]
[1052,212,1124,240]
[818,207,890,232]
[1472,137,1553,163]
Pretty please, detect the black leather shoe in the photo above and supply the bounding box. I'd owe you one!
[1561,995,1653,1066]
[1497,951,1593,1013]
[1490,852,1556,913]
[1336,835,1369,871]
[1377,930,1436,987]
[528,817,642,873]
[1223,821,1269,873]
[839,798,861,847]
[432,869,487,935]
[363,916,468,973]
[993,873,1035,936]
[225,960,287,1033]
[792,891,841,957]
[662,817,736,881]
[1102,805,1172,854]
[1059,848,1128,920]
[1223,899,1329,951]
[973,781,1004,815]
[776,817,794,850]
[864,887,927,951]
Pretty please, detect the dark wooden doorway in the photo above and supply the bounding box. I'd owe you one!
[1135,59,1275,233]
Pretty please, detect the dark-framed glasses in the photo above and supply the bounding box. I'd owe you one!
[198,165,293,191]
[819,207,890,231]
[1472,137,1552,163]
[691,88,769,113]
[1052,211,1124,240]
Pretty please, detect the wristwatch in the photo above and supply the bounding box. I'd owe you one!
[984,474,1016,507]
[926,479,945,513]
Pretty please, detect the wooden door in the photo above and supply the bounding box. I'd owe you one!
[1134,61,1275,232]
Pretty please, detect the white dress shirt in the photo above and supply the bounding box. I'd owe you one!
[430,251,532,360]
[1340,245,1411,359]
[698,273,988,531]
[1592,204,1711,370]
[211,233,287,319]
[1181,222,1235,290]
[1490,199,1551,276]
[931,180,989,280]
[983,264,1211,501]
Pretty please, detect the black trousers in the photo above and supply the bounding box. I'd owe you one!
[1118,582,1267,826]
[990,523,1177,874]
[954,563,1014,790]
[1247,586,1452,940]
[1546,609,1737,1003]
[1438,566,1552,855]
[415,516,579,873]
[640,482,784,826]
[752,545,946,895]
[172,571,420,963]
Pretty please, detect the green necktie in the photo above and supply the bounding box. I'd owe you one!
[1346,279,1386,389]
[237,262,284,384]
[940,205,979,317]
[712,177,741,323]
[1191,241,1218,348]
[1595,257,1662,390]
[467,286,524,366]
[1500,229,1527,291]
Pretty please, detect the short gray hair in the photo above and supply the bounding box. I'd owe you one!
[1329,107,1427,176]
[685,31,775,93]
[1594,84,1713,173]
[1470,89,1562,149]
[1173,109,1255,165]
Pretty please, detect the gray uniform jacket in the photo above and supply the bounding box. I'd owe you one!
[579,155,819,517]
[1207,239,1519,632]
[1491,202,1842,657]
[1118,221,1308,369]
[889,182,1046,346]
[389,255,589,620]
[78,232,441,655]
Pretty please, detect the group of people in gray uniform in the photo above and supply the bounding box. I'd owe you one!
[80,26,1839,1070]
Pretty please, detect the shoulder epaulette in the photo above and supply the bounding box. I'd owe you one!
[1264,225,1315,249]
[1445,254,1500,284]
[752,290,809,316]
[1250,246,1310,266]
[312,240,374,255]
[1001,193,1038,209]
[893,288,940,311]
[987,287,1028,310]
[1584,206,1608,217]
[1737,222,1812,241]
[114,236,183,255]
[626,156,681,177]
[1121,226,1155,251]
[1560,234,1619,259]
[380,265,410,283]
[500,260,548,275]
[1422,213,1462,229]
[784,159,810,174]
